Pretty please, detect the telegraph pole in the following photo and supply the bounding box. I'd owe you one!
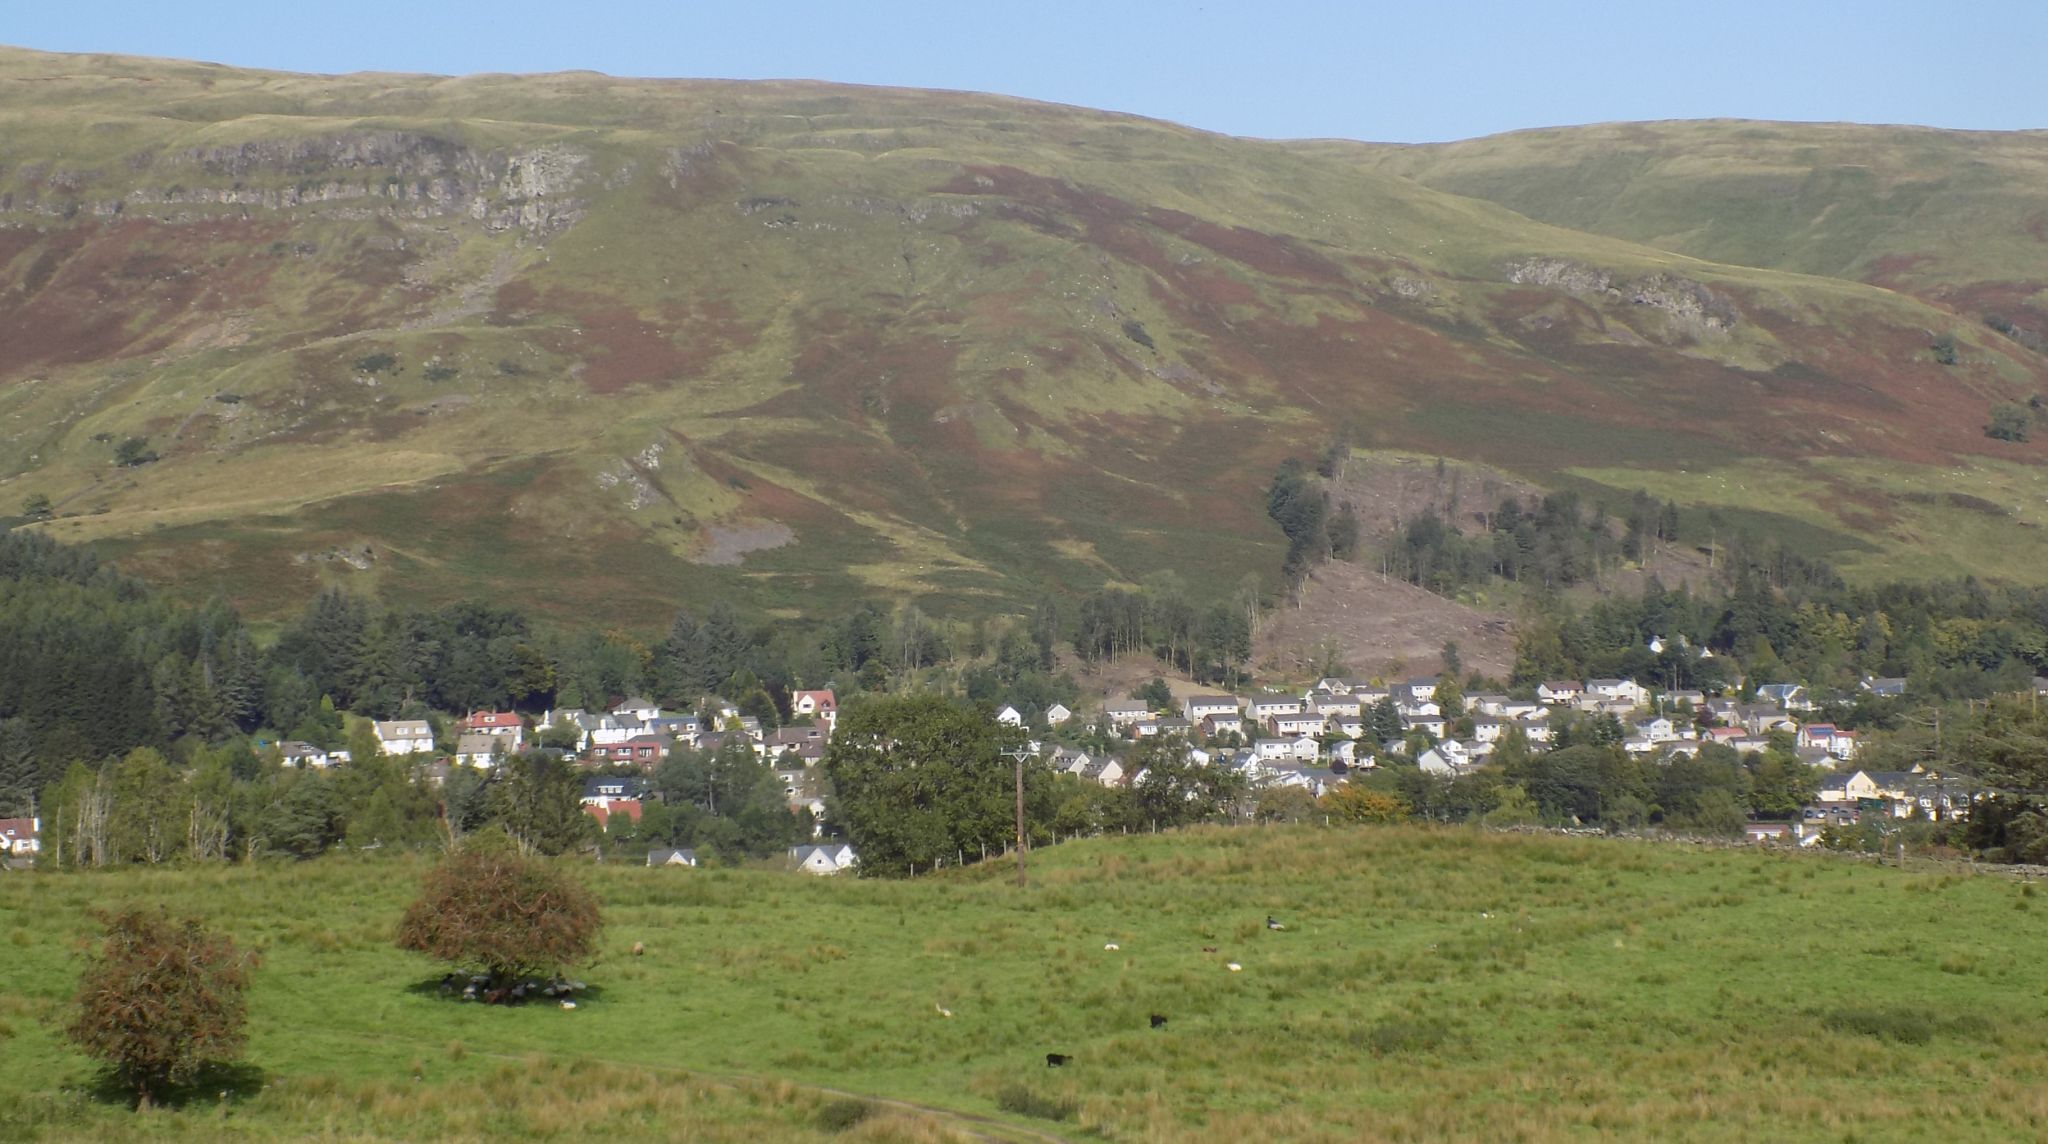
[1003,746,1030,887]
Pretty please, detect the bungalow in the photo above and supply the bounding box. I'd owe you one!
[792,842,857,875]
[791,689,838,734]
[1742,822,1794,844]
[0,817,38,857]
[1081,756,1130,786]
[647,847,699,867]
[1046,703,1073,727]
[1183,695,1244,723]
[1537,681,1585,705]
[373,720,436,756]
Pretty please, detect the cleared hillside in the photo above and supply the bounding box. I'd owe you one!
[0,50,2044,624]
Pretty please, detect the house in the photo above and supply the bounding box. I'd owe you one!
[763,726,827,766]
[1254,738,1298,762]
[1417,742,1471,777]
[1308,692,1363,719]
[1102,700,1152,727]
[1050,747,1092,775]
[373,720,436,756]
[647,715,704,746]
[1395,699,1442,719]
[1329,714,1367,739]
[1265,765,1347,797]
[585,735,668,767]
[1471,717,1509,743]
[1537,681,1585,705]
[611,696,662,723]
[1467,693,1511,716]
[278,740,342,768]
[1861,677,1908,699]
[1183,695,1244,723]
[1798,724,1859,760]
[583,799,642,831]
[1245,696,1306,724]
[1587,678,1648,708]
[0,817,38,857]
[1399,714,1448,739]
[1200,712,1246,740]
[1046,703,1073,727]
[1742,822,1794,843]
[647,847,699,867]
[1081,756,1130,786]
[792,842,857,875]
[582,775,649,807]
[790,689,838,734]
[996,705,1025,727]
[1399,678,1441,705]
[454,733,510,768]
[464,711,524,736]
[1664,689,1707,710]
[1267,712,1328,738]
[1754,683,1813,711]
[1633,716,1680,743]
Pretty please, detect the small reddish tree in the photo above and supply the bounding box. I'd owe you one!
[396,831,602,993]
[67,909,256,1108]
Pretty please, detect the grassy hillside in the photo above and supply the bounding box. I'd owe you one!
[1335,120,2048,317]
[1,50,2046,626]
[4,826,2047,1141]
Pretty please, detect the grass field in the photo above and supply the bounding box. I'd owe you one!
[3,826,2046,1142]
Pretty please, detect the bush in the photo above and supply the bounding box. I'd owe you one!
[815,1098,875,1130]
[1932,333,1958,366]
[353,353,399,374]
[112,437,157,467]
[1986,402,2032,443]
[395,832,603,990]
[66,909,257,1108]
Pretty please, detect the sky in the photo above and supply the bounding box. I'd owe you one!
[5,1,2043,143]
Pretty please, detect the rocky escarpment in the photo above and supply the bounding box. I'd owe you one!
[1506,257,1739,337]
[0,130,594,237]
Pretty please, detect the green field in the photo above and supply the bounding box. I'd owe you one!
[3,826,2045,1142]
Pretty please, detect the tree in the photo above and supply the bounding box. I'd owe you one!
[1321,784,1409,824]
[1987,402,2032,443]
[112,437,158,467]
[489,752,593,857]
[824,694,1050,876]
[20,492,52,521]
[1128,735,1245,827]
[395,833,602,991]
[67,909,256,1108]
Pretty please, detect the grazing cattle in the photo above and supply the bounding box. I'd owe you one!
[1150,1014,1168,1029]
[1045,1053,1071,1067]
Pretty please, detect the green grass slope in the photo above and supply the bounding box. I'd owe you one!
[1,49,2046,623]
[1333,120,2048,313]
[4,827,2046,1141]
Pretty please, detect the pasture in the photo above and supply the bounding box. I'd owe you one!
[2,825,2046,1141]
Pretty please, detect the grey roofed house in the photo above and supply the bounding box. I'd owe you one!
[647,847,698,867]
[1862,677,1908,698]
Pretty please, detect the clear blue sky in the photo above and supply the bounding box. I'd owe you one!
[6,1,2042,143]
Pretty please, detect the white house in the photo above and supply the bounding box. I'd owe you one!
[1537,681,1585,705]
[791,842,857,875]
[1183,695,1244,723]
[996,705,1024,727]
[1103,700,1152,727]
[278,741,346,768]
[647,847,699,867]
[0,817,39,857]
[611,696,663,723]
[1417,742,1471,776]
[1201,712,1246,740]
[1268,712,1328,738]
[1587,678,1648,707]
[454,733,509,768]
[791,689,838,734]
[374,720,436,756]
[1046,703,1073,727]
[1245,696,1306,722]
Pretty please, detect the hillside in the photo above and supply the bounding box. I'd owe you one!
[1,49,2045,627]
[6,828,2048,1141]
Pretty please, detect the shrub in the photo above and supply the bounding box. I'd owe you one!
[112,437,157,467]
[1986,402,2032,443]
[395,832,602,991]
[1121,319,1156,350]
[815,1098,875,1130]
[423,364,459,382]
[1931,333,1958,365]
[66,909,257,1107]
[353,353,399,374]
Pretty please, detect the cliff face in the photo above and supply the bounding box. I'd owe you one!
[0,49,2044,625]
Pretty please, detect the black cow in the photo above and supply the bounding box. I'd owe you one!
[1045,1053,1071,1067]
[1150,1014,1169,1029]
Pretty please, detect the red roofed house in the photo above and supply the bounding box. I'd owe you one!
[0,817,38,857]
[792,689,838,735]
[583,800,643,831]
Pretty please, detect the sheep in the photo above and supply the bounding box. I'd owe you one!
[1104,942,1120,951]
[1226,962,1243,972]
[631,941,645,956]
[1045,1053,1071,1067]
[935,1003,954,1018]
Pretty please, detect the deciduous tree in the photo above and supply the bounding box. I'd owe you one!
[67,909,256,1108]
